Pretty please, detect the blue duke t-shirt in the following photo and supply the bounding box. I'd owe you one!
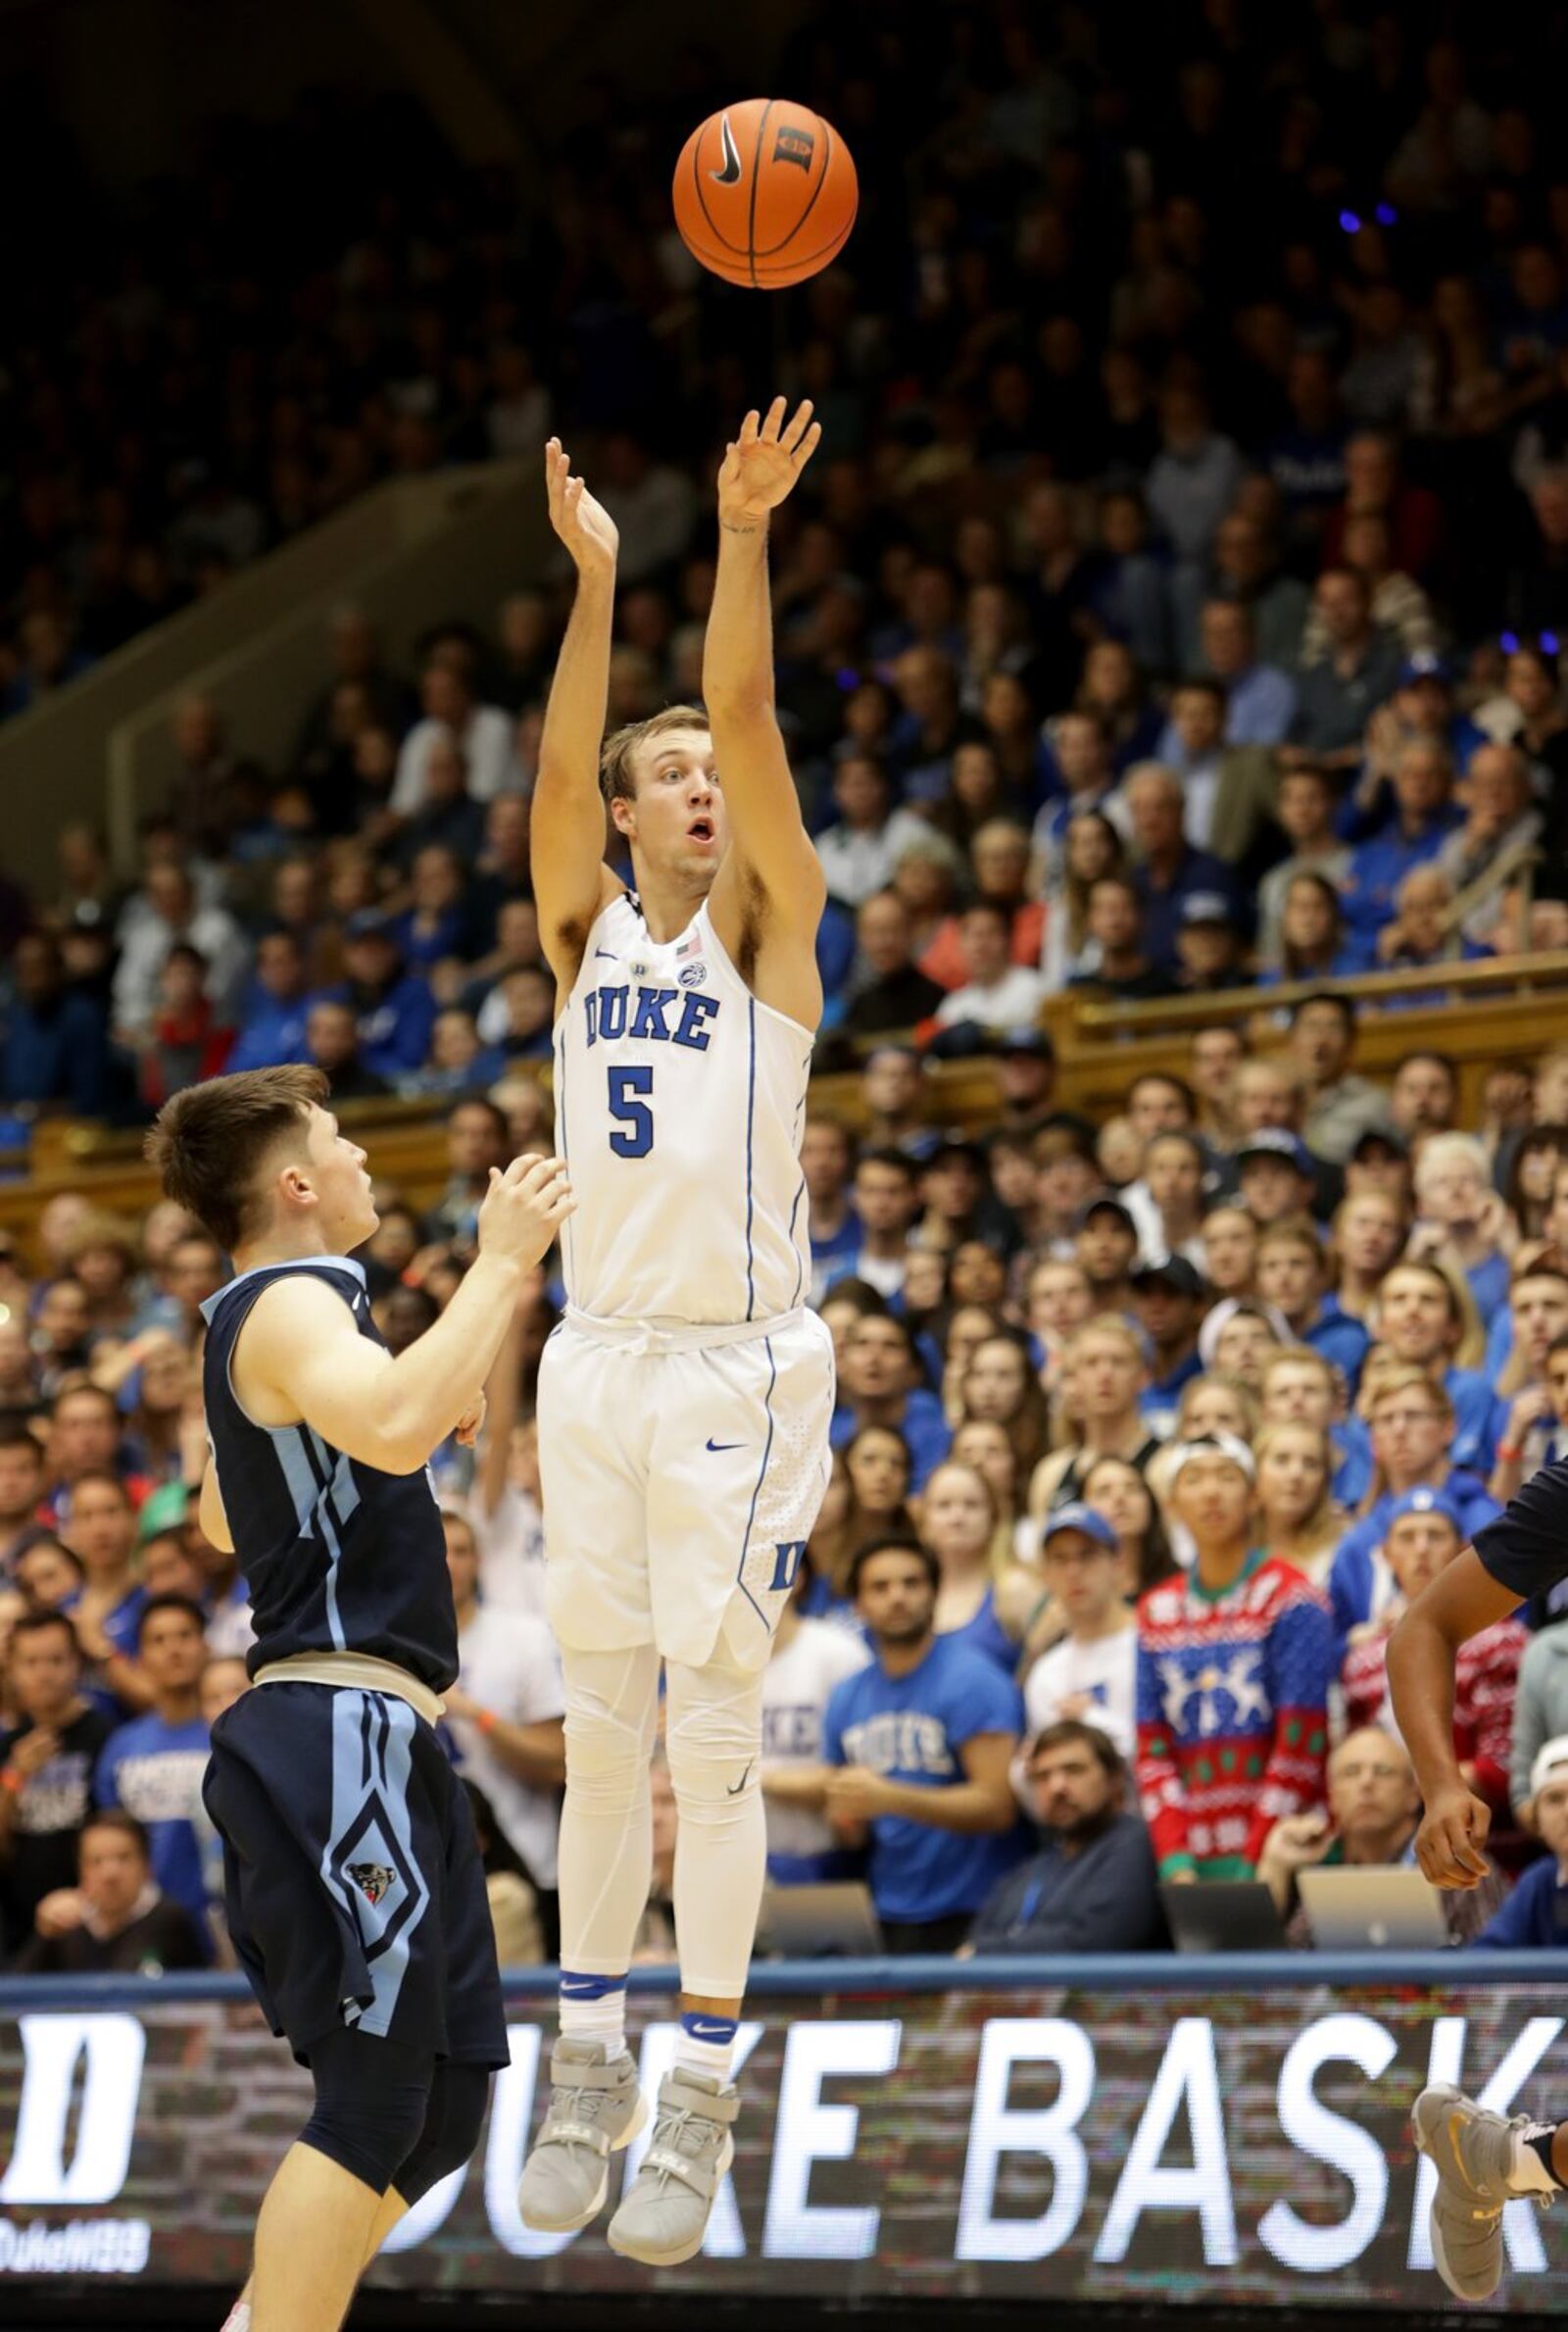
[821,1634,1025,1921]
[95,1713,212,1948]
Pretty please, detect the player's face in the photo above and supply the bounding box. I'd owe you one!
[615,729,727,885]
[304,1106,377,1246]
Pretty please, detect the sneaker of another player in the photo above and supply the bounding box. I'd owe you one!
[606,2066,740,2266]
[518,2037,649,2233]
[1411,2082,1553,2302]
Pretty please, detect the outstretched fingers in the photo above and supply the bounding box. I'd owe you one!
[781,399,815,456]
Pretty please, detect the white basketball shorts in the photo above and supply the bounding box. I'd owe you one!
[536,1305,835,1673]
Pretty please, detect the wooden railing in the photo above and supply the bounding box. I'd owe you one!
[2,950,1567,1263]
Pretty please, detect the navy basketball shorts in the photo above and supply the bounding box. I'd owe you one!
[204,1681,508,2069]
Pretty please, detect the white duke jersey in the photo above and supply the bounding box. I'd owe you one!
[554,891,814,1325]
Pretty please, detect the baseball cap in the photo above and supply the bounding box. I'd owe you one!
[343,909,397,943]
[1384,1486,1463,1533]
[1130,1255,1205,1300]
[1399,649,1451,688]
[1076,1195,1138,1235]
[1532,1734,1568,1799]
[1041,1501,1120,1555]
[1351,1123,1409,1162]
[1165,1431,1256,1486]
[998,1027,1055,1063]
[1180,891,1232,927]
[1236,1127,1314,1175]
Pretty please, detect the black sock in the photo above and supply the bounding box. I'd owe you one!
[1527,2126,1564,2188]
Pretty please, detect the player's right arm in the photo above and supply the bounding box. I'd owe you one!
[234,1158,574,1477]
[533,441,623,1001]
[1388,1547,1522,1887]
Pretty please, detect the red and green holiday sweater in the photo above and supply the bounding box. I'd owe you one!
[1135,1551,1334,1879]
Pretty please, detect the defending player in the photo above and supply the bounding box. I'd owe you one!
[146,1067,572,2332]
[1389,1464,1568,2302]
[518,403,835,2264]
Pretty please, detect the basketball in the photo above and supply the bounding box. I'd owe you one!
[672,98,858,289]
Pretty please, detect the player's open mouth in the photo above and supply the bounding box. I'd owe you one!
[688,818,715,843]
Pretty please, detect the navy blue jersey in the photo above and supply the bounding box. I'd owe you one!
[1473,1459,1568,1605]
[201,1258,458,1691]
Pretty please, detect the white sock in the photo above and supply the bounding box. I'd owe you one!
[1510,2123,1561,2195]
[559,1972,627,2054]
[220,2303,252,2332]
[675,2010,738,2085]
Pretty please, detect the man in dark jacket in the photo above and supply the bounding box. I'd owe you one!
[967,1720,1167,1955]
[11,1809,205,1973]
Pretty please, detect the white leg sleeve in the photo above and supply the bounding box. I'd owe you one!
[664,1654,767,2002]
[557,1642,662,1976]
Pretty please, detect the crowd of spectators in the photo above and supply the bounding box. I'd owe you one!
[10,9,1568,1966]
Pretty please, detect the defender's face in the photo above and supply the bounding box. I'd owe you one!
[304,1106,377,1246]
[614,729,728,883]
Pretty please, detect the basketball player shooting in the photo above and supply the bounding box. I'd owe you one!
[145,1069,572,2332]
[519,401,836,2265]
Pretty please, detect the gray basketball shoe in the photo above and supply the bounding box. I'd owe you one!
[1411,2082,1554,2302]
[606,2066,739,2266]
[518,2037,649,2233]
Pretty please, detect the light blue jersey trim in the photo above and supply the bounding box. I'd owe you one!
[735,1336,778,1634]
[319,1692,431,2040]
[199,1254,368,1326]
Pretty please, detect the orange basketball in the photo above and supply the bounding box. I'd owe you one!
[672,99,858,289]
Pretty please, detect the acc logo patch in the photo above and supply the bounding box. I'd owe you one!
[678,962,707,987]
[773,124,815,171]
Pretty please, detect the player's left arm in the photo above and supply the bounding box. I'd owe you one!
[704,398,827,945]
[1390,1546,1524,1886]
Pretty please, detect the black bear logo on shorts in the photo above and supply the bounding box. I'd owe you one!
[347,1859,395,1907]
[773,124,815,171]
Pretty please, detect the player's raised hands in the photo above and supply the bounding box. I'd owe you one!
[717,397,822,527]
[478,1154,575,1269]
[545,439,618,575]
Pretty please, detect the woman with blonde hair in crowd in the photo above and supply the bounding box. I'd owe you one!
[1253,1420,1345,1589]
[918,1460,1028,1674]
[1028,1315,1156,1512]
[1329,1185,1410,1323]
[951,1416,1027,1573]
[961,1331,1054,1482]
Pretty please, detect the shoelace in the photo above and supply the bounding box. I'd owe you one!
[640,2100,721,2188]
[546,2079,613,2145]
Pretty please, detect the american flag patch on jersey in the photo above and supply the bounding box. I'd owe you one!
[676,928,704,960]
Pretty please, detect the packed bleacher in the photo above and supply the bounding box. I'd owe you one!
[10,8,1568,1969]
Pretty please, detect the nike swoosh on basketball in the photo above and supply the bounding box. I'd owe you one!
[706,1436,744,1451]
[725,1762,754,1798]
[710,113,742,185]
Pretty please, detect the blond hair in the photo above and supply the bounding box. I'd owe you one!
[599,703,710,805]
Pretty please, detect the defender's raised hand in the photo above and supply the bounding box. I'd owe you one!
[478,1154,575,1269]
[717,397,822,527]
[544,439,618,575]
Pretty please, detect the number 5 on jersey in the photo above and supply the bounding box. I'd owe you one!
[608,1066,655,1157]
